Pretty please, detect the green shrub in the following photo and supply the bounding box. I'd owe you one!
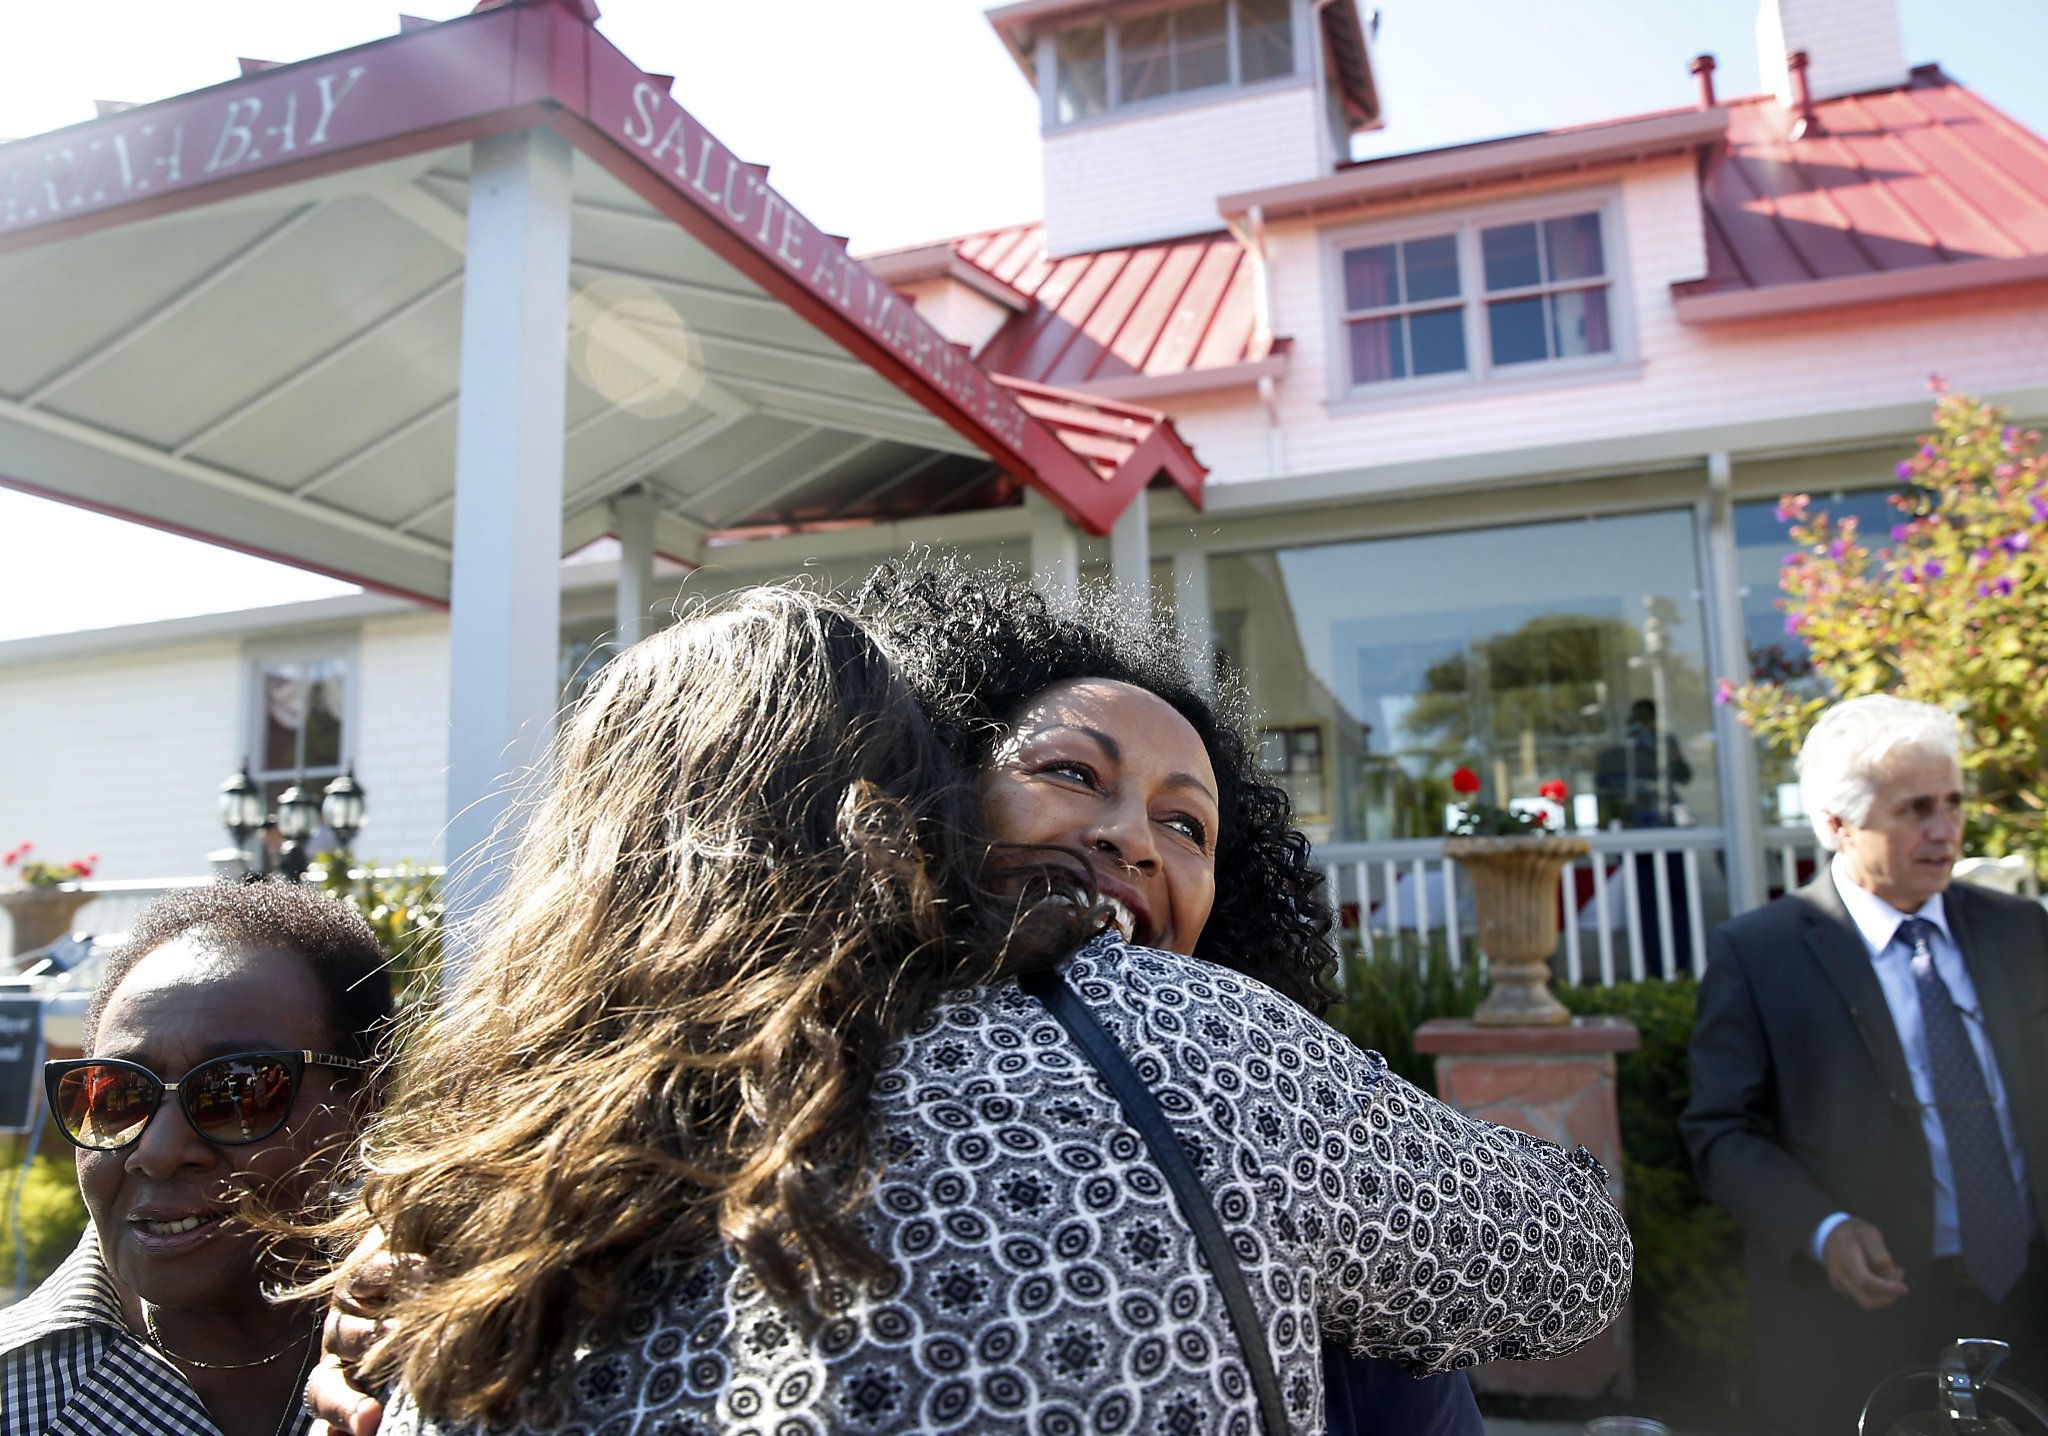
[315,856,443,1008]
[0,1145,87,1288]
[1560,979,1747,1403]
[1324,931,1487,1091]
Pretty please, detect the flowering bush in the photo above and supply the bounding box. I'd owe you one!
[1446,766,1570,837]
[1724,390,2048,873]
[2,843,97,890]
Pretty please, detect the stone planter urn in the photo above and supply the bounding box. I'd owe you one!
[1,886,95,960]
[1444,834,1591,1026]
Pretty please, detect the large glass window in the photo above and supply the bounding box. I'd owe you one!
[1050,0,1295,122]
[1336,206,1617,391]
[1734,487,1898,825]
[1210,509,1718,844]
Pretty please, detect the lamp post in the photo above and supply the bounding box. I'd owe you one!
[215,763,369,881]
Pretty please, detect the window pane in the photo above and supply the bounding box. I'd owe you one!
[1733,489,1899,827]
[1543,212,1605,281]
[1342,244,1399,311]
[1055,25,1109,121]
[1238,0,1294,80]
[1481,221,1542,292]
[1211,508,1722,847]
[1488,295,1548,365]
[1174,2,1229,92]
[261,663,305,772]
[1402,234,1460,303]
[301,660,346,770]
[1119,14,1171,103]
[1550,286,1612,358]
[1347,316,1406,384]
[1409,306,1467,376]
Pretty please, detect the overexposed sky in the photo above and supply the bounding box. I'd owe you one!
[0,0,2040,640]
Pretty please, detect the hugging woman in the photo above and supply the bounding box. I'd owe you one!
[325,586,1628,1435]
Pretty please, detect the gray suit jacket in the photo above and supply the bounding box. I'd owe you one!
[1682,870,2048,1429]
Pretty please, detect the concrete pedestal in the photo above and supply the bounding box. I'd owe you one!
[1413,1015,1641,1399]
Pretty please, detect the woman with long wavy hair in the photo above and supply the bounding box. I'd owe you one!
[332,585,1629,1436]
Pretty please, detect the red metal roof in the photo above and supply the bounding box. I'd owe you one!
[997,375,1206,507]
[1680,66,2048,320]
[949,223,1271,391]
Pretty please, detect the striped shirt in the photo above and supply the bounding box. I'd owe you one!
[0,1227,314,1436]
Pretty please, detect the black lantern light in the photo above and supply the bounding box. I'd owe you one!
[218,764,266,846]
[274,783,320,882]
[321,767,368,851]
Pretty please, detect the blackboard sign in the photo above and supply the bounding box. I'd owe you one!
[0,998,42,1134]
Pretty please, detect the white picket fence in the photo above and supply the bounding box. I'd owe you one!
[1321,827,1827,985]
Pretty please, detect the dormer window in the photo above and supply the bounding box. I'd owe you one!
[1050,0,1298,126]
[1328,194,1628,396]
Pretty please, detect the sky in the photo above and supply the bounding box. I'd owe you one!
[0,0,2041,641]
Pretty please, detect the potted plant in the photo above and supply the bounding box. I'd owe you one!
[1442,769,1588,1026]
[2,843,99,960]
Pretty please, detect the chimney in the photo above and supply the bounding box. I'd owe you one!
[1755,0,1909,106]
[1689,53,1718,110]
[1786,50,1822,138]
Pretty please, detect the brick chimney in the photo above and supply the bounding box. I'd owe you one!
[1755,0,1908,105]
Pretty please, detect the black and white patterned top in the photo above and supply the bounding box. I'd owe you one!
[382,938,1631,1436]
[0,1227,316,1436]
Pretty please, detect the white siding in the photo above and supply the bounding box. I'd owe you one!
[898,278,1015,357]
[351,613,452,865]
[1757,0,1908,104]
[0,639,241,891]
[1193,158,2048,488]
[1044,83,1323,254]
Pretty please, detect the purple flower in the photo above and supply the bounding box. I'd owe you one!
[1714,678,1736,707]
[1979,577,2014,598]
[2033,497,2048,523]
[1895,461,1915,481]
[1828,540,1848,560]
[2001,532,2030,553]
[1972,548,1992,567]
[1892,524,1911,543]
[1923,559,1945,580]
[1921,444,1939,460]
[2004,425,2020,448]
[1900,564,1920,584]
[1784,614,1804,636]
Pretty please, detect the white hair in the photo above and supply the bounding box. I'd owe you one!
[1797,694,1961,850]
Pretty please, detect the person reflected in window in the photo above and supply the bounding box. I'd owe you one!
[1594,699,1694,977]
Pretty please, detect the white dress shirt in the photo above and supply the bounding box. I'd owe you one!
[1810,855,2035,1262]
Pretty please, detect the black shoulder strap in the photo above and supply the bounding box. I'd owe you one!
[1020,968,1289,1436]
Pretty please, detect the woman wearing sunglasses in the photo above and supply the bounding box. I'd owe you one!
[0,879,391,1436]
[314,586,1624,1436]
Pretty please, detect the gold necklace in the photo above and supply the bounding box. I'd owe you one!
[140,1301,314,1371]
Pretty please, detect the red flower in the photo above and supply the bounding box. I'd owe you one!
[1450,766,1481,796]
[1538,779,1569,805]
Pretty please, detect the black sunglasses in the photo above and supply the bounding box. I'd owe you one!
[44,1049,366,1152]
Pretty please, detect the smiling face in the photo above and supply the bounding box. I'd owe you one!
[1830,747,1965,913]
[980,678,1220,955]
[78,932,358,1319]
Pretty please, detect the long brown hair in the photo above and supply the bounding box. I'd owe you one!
[341,589,1072,1422]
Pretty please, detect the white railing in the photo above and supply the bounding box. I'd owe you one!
[1320,827,1826,986]
[54,877,214,942]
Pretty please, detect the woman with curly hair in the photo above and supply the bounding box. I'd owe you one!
[858,562,1484,1435]
[313,583,1627,1436]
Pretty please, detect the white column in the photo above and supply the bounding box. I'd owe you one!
[1172,548,1213,695]
[1702,451,1766,915]
[1109,487,1151,619]
[611,484,658,648]
[442,127,574,961]
[1026,487,1079,609]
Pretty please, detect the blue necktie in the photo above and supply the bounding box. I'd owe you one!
[1899,916,2029,1303]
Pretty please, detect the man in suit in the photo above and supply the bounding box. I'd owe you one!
[1683,694,2048,1433]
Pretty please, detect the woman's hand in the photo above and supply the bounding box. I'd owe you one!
[305,1231,397,1436]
